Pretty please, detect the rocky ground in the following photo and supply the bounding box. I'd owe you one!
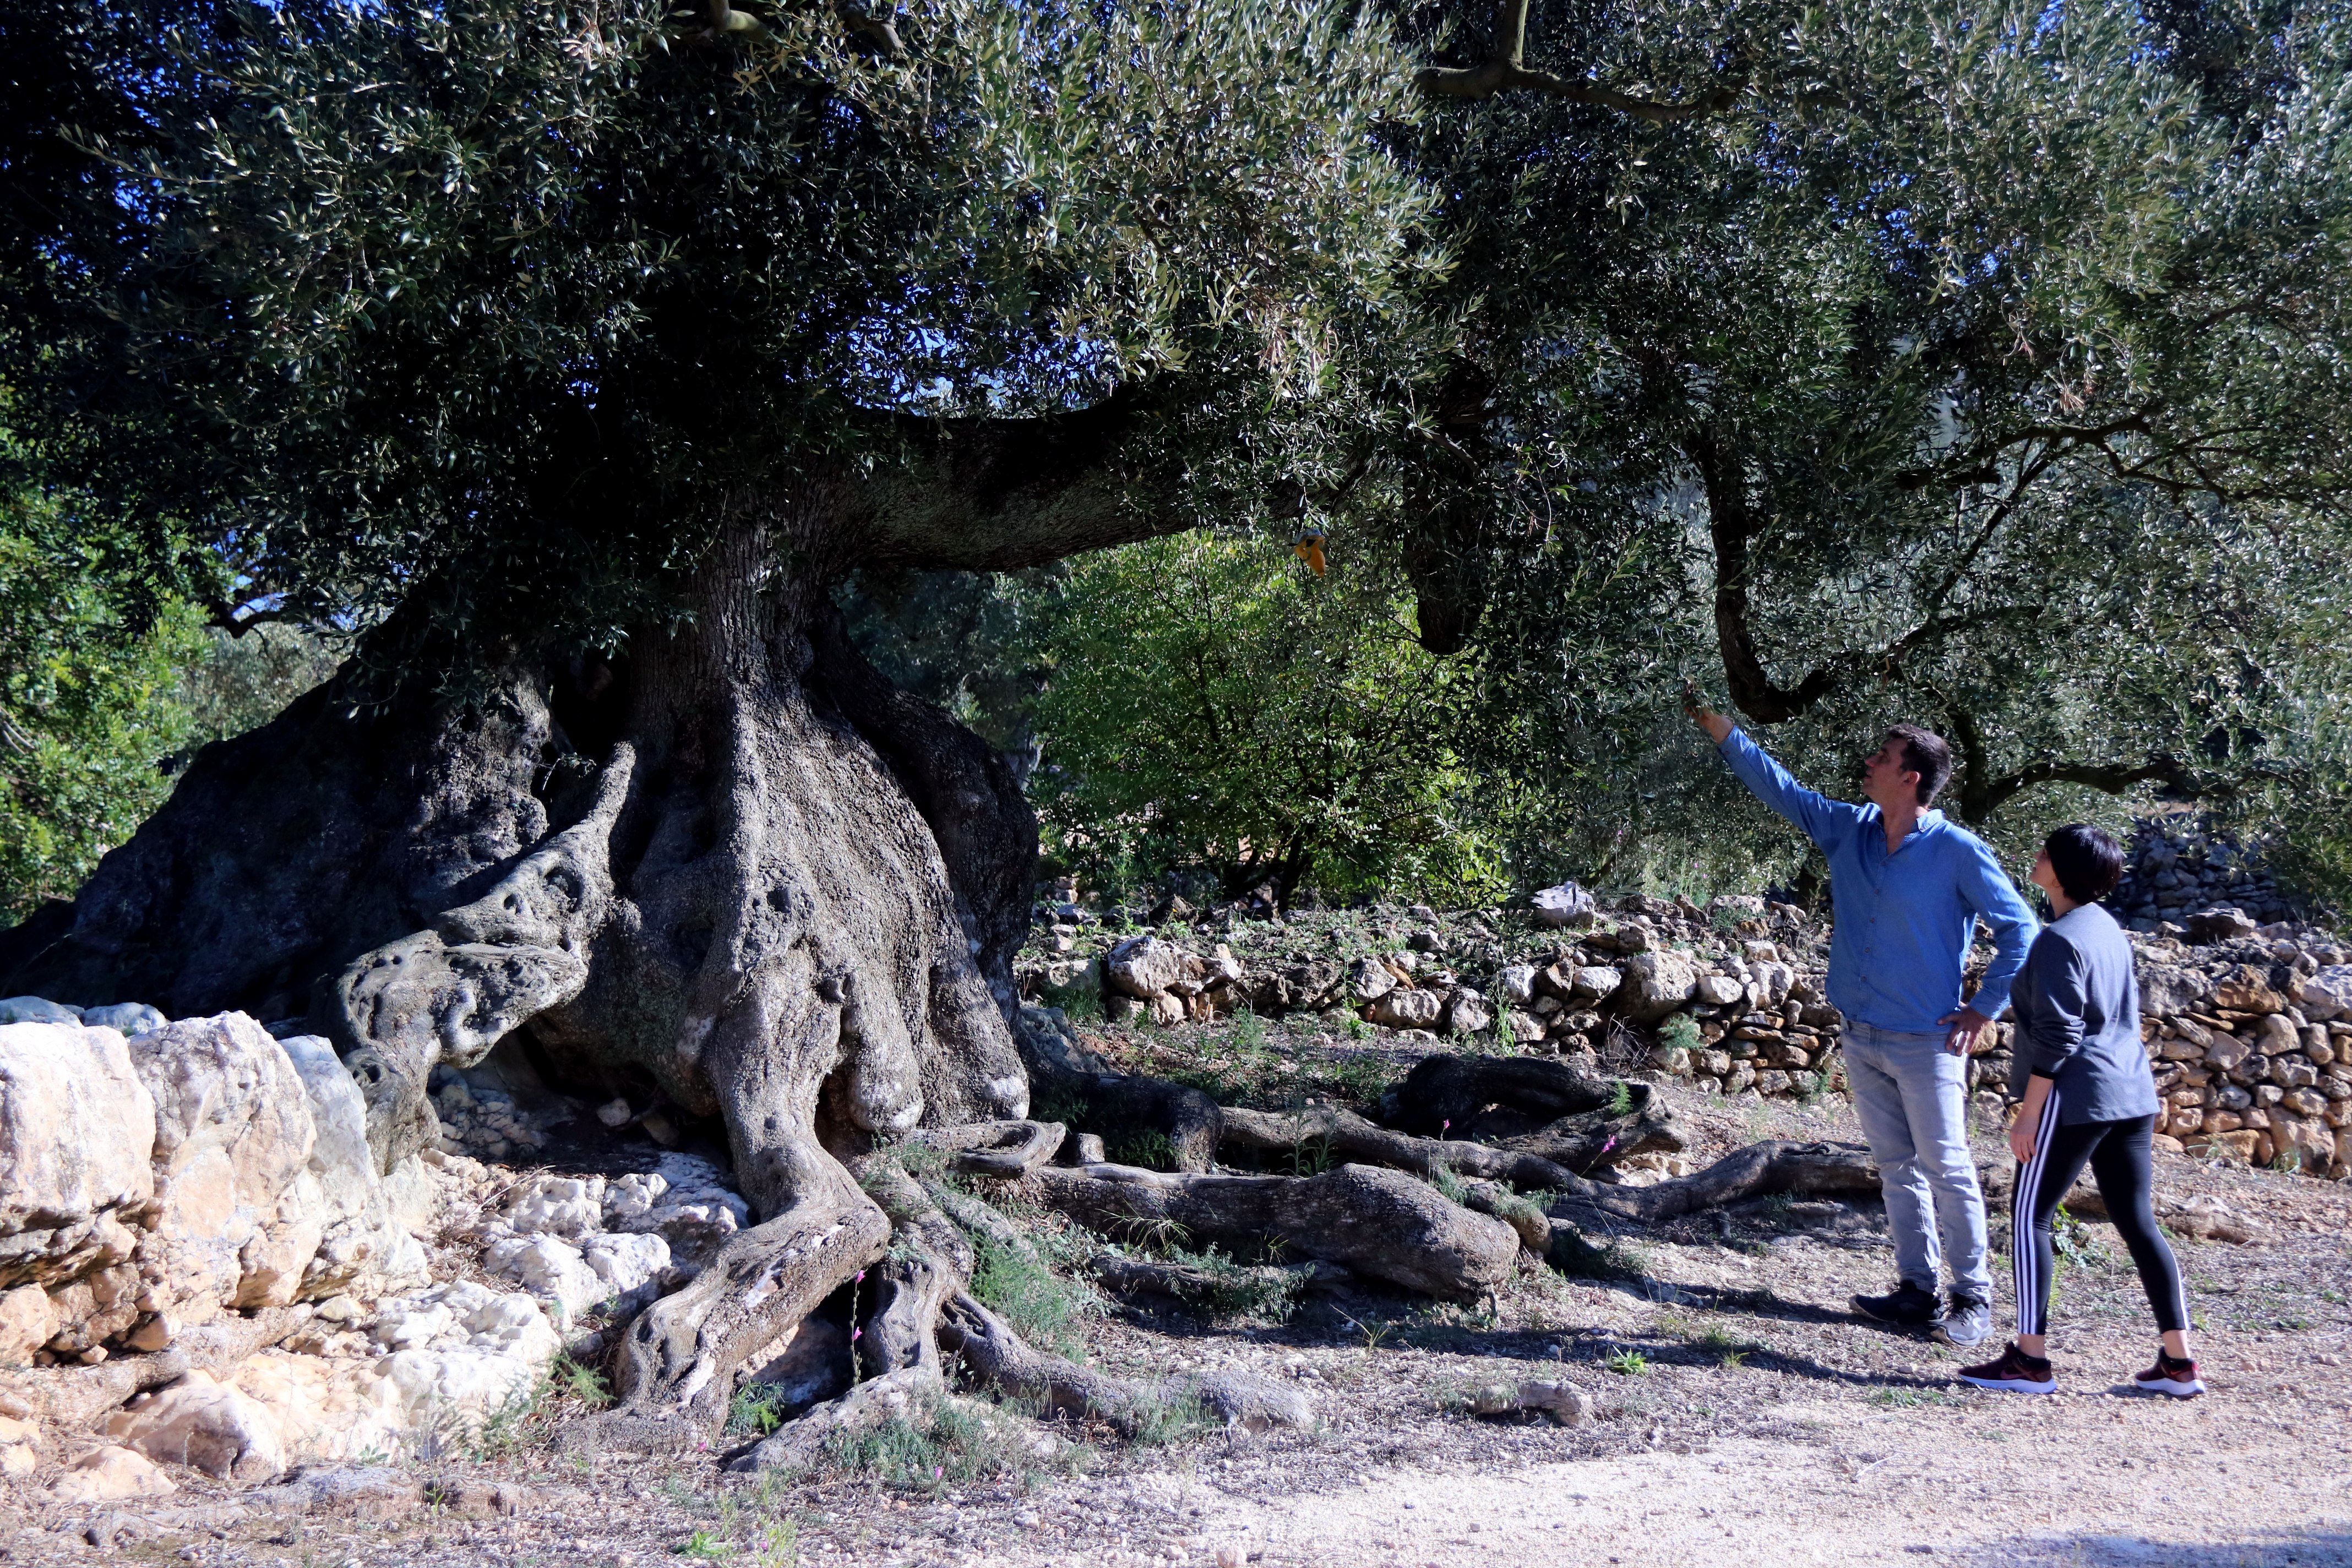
[9,1033,2346,1568]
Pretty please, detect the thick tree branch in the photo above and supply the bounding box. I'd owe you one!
[850,383,1195,571]
[1417,0,1742,120]
[1941,701,2194,823]
[1692,428,1836,723]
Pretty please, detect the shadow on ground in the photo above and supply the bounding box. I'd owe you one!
[1960,1529,2352,1566]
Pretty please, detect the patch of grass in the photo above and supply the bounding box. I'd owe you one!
[751,1517,801,1568]
[823,1393,1072,1491]
[970,1234,1099,1359]
[1872,1386,1962,1408]
[1603,1348,1651,1376]
[1425,1159,1469,1205]
[551,1353,612,1409]
[1162,1245,1306,1321]
[1314,1052,1399,1107]
[1128,1384,1211,1447]
[1029,1087,1091,1130]
[674,1529,731,1559]
[1106,1129,1180,1170]
[1692,1325,1754,1368]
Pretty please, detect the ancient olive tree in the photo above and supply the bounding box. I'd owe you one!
[0,0,1450,1438]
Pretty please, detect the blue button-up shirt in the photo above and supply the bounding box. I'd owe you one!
[1718,727,2038,1034]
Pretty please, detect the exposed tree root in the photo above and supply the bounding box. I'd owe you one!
[609,1163,890,1434]
[937,1291,1310,1434]
[1218,1102,1649,1193]
[1025,1161,1520,1298]
[899,1118,1068,1179]
[729,1363,947,1474]
[1544,1139,1879,1227]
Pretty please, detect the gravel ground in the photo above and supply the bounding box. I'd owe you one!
[8,1074,2348,1568]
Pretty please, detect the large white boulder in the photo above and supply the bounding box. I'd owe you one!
[129,1014,325,1322]
[278,1036,428,1301]
[503,1173,607,1239]
[104,1368,288,1482]
[1530,881,1596,928]
[0,1021,157,1295]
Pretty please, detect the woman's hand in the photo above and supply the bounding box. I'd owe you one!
[2007,1108,2040,1165]
[2009,1074,2054,1164]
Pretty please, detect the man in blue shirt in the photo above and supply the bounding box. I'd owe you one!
[1689,698,2038,1345]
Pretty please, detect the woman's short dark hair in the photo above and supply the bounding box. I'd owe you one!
[2046,823,2125,905]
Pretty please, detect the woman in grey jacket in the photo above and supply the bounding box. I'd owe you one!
[1958,824,2202,1397]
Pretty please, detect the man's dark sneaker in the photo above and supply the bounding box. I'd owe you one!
[1934,1294,1994,1348]
[1851,1281,1944,1331]
[1957,1342,2057,1394]
[2132,1351,2206,1398]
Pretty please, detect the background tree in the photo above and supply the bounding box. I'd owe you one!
[1027,531,1500,907]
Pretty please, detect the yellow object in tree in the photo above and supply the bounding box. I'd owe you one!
[1292,530,1327,576]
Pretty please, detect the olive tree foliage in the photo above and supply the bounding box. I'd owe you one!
[6,0,1434,651]
[1337,0,2352,890]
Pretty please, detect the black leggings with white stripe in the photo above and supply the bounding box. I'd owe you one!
[2013,1094,2187,1336]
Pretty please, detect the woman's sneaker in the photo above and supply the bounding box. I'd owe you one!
[2132,1352,2205,1398]
[1957,1342,2057,1394]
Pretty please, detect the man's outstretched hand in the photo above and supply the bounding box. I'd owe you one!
[1683,679,1733,745]
[1938,1006,1994,1056]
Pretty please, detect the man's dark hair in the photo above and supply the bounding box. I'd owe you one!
[2046,823,2126,905]
[1885,723,1953,807]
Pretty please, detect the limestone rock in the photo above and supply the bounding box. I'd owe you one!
[602,1155,750,1265]
[1496,965,1538,1006]
[1444,989,1493,1036]
[1369,988,1443,1031]
[483,1229,669,1325]
[0,997,80,1026]
[0,1284,58,1366]
[0,1021,157,1291]
[1346,956,1398,1004]
[1106,937,1188,1000]
[130,1014,329,1321]
[2139,962,2214,1018]
[277,1036,428,1302]
[47,1444,176,1502]
[1618,951,1699,1023]
[0,1412,38,1477]
[80,1002,167,1036]
[1694,973,1744,1007]
[105,1368,288,1482]
[1571,966,1623,1001]
[1530,881,1596,929]
[504,1174,608,1239]
[2297,965,2352,1022]
[2212,965,2286,1014]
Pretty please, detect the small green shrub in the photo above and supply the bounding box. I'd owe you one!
[728,1381,792,1438]
[1658,1014,1702,1054]
[1605,1081,1635,1117]
[970,1235,1098,1360]
[674,1528,731,1559]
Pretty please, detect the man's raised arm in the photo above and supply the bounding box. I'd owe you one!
[1685,690,1852,850]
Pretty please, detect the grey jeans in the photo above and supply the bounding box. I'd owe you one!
[1842,1019,1992,1302]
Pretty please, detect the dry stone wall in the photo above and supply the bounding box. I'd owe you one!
[1021,884,2350,1180]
